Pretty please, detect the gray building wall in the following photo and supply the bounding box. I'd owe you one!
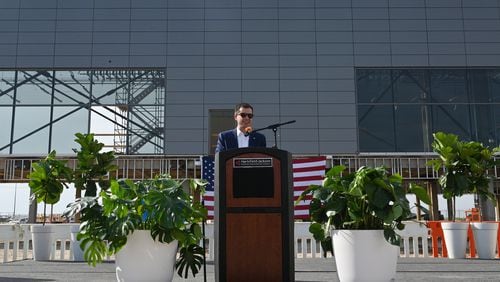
[1,0,500,155]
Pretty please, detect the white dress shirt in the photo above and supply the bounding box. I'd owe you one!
[236,128,249,148]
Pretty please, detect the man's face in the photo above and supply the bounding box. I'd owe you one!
[234,106,253,130]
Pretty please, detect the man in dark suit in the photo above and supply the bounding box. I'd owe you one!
[215,103,266,153]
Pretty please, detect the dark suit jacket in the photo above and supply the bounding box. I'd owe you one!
[215,129,266,153]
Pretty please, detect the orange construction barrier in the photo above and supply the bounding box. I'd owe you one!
[427,221,500,258]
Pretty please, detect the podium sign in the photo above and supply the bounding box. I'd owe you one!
[215,148,294,282]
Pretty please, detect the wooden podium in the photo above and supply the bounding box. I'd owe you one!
[214,147,294,282]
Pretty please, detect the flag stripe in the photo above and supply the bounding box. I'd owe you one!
[202,155,326,220]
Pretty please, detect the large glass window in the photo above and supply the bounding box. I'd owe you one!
[357,68,500,152]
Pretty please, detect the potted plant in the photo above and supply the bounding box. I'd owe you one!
[298,165,430,281]
[28,150,73,260]
[298,166,430,281]
[63,175,208,281]
[428,132,499,259]
[70,133,118,260]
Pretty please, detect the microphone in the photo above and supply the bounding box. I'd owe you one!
[244,127,252,137]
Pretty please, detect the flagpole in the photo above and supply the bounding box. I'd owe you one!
[202,200,207,282]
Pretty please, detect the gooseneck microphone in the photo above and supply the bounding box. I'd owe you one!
[244,127,252,137]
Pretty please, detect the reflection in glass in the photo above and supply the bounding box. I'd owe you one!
[358,105,395,152]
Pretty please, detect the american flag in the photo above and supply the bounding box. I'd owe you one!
[293,156,327,220]
[201,156,215,220]
[201,155,326,220]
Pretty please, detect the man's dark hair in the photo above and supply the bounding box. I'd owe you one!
[234,103,253,114]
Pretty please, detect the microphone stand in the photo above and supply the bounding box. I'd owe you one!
[252,120,296,148]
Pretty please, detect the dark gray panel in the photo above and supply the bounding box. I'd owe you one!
[18,32,55,43]
[0,10,18,20]
[95,0,131,8]
[167,55,203,67]
[56,21,93,32]
[205,68,241,79]
[389,20,426,31]
[205,8,241,20]
[131,0,167,8]
[280,80,317,91]
[426,8,462,19]
[168,0,204,8]
[0,0,19,8]
[58,0,93,8]
[316,8,352,20]
[57,9,93,20]
[391,43,428,55]
[206,0,241,8]
[165,104,204,116]
[242,0,275,8]
[205,55,241,67]
[353,32,390,43]
[242,55,279,67]
[242,79,279,91]
[354,55,391,65]
[318,91,355,103]
[130,44,167,56]
[279,32,316,43]
[353,20,389,31]
[428,31,464,42]
[391,31,427,43]
[352,8,389,19]
[316,20,353,31]
[164,91,204,103]
[55,44,92,55]
[131,8,168,20]
[0,44,16,55]
[167,44,203,55]
[0,33,18,44]
[16,56,54,67]
[463,0,500,7]
[389,0,425,7]
[129,55,166,67]
[317,55,354,67]
[167,32,203,43]
[0,21,19,32]
[21,0,56,8]
[319,116,357,129]
[166,80,203,92]
[463,8,499,19]
[319,141,357,154]
[392,55,429,66]
[318,79,355,92]
[316,0,351,8]
[204,92,241,103]
[465,43,500,54]
[242,8,278,19]
[466,31,500,42]
[317,32,353,43]
[205,32,241,43]
[164,118,203,130]
[279,0,314,8]
[92,55,129,67]
[427,19,463,31]
[242,68,279,79]
[242,91,279,103]
[429,43,465,55]
[206,44,242,55]
[280,68,316,79]
[168,20,203,31]
[279,92,318,103]
[131,21,169,32]
[279,56,316,67]
[93,32,130,44]
[205,80,241,91]
[354,43,390,55]
[353,0,388,7]
[279,8,315,20]
[167,68,204,79]
[467,55,500,66]
[19,20,56,32]
[317,67,355,80]
[20,8,56,20]
[280,103,318,116]
[319,129,356,141]
[429,54,466,66]
[167,8,204,20]
[243,31,278,43]
[56,32,93,44]
[287,43,325,55]
[205,20,240,32]
[318,103,356,116]
[280,129,319,141]
[464,19,500,31]
[93,20,131,32]
[242,44,278,55]
[54,56,92,67]
[389,8,425,19]
[278,20,314,31]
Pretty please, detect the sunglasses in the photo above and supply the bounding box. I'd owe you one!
[238,113,254,119]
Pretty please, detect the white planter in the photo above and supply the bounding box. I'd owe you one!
[115,230,178,282]
[471,222,499,259]
[70,224,85,261]
[441,222,469,259]
[31,225,54,261]
[331,229,399,282]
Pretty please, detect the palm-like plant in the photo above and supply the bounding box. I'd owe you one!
[28,150,73,224]
[428,132,499,221]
